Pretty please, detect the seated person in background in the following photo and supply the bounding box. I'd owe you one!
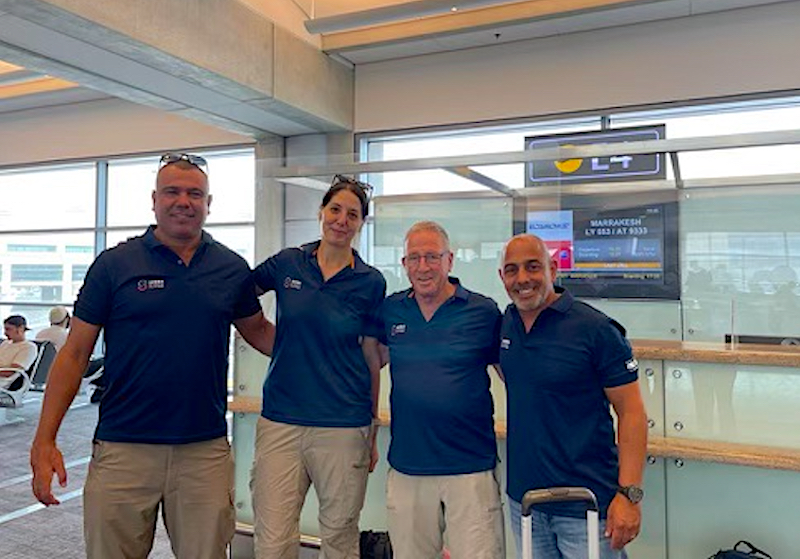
[1,315,38,387]
[36,306,71,352]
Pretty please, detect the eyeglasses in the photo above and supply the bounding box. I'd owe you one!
[332,174,374,201]
[403,251,450,267]
[159,153,209,175]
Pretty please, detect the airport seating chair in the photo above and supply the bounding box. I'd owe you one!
[82,357,105,400]
[29,340,57,391]
[0,341,54,424]
[0,365,32,409]
[0,340,53,407]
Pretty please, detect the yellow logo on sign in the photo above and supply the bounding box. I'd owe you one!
[553,144,582,174]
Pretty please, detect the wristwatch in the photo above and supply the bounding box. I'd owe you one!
[617,485,644,504]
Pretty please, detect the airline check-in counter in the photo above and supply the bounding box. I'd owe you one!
[232,130,800,558]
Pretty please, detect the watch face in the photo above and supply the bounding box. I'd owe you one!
[625,486,644,504]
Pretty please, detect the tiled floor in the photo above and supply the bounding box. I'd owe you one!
[0,392,175,558]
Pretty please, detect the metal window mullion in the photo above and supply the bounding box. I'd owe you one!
[95,160,108,255]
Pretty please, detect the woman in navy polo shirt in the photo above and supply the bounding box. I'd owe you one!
[251,176,386,559]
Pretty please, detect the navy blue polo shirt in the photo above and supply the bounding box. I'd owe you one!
[75,226,261,444]
[254,241,386,428]
[499,288,638,518]
[380,278,501,476]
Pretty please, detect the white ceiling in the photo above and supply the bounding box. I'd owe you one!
[319,0,796,64]
[0,0,793,120]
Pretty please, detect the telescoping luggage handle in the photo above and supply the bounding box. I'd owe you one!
[520,487,600,559]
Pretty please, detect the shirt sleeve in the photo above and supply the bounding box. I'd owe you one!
[362,273,387,340]
[485,300,502,365]
[74,254,113,327]
[594,317,638,388]
[375,299,388,346]
[233,262,263,321]
[253,251,282,293]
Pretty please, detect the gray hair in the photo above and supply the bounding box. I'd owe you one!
[404,221,451,252]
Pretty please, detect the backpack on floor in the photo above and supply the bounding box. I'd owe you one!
[359,530,393,559]
[709,540,772,559]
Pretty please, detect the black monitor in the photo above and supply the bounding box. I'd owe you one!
[514,192,680,300]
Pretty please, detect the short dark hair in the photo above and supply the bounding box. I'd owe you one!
[321,177,370,219]
[4,314,29,330]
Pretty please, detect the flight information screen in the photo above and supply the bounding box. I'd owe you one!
[526,203,679,299]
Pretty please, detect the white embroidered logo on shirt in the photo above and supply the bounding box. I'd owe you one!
[137,279,165,292]
[283,277,302,290]
[626,358,639,372]
[391,324,407,336]
[500,338,511,350]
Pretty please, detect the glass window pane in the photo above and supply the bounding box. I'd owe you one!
[107,149,255,227]
[0,164,95,231]
[367,120,598,196]
[204,151,255,223]
[0,232,96,307]
[206,226,255,266]
[612,101,800,180]
[106,157,158,227]
[370,118,597,161]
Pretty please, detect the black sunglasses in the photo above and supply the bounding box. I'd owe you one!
[332,174,374,201]
[159,153,209,175]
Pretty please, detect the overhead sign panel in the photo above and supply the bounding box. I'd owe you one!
[525,125,666,186]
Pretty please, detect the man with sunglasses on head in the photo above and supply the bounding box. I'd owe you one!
[372,221,505,559]
[30,153,275,559]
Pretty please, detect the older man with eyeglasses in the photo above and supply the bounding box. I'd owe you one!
[372,221,506,559]
[30,153,275,559]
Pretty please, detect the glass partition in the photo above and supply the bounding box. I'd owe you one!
[235,119,800,558]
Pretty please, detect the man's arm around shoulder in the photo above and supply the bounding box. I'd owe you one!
[31,317,100,506]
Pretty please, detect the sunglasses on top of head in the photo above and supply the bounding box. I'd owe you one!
[332,174,374,201]
[159,153,209,175]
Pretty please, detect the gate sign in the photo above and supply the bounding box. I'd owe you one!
[525,125,666,186]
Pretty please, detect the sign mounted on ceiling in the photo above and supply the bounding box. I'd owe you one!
[525,125,666,186]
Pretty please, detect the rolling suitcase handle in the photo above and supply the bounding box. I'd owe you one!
[520,487,600,559]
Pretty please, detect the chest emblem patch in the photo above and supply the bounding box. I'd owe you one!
[283,277,302,290]
[391,323,407,336]
[500,338,511,350]
[137,279,165,292]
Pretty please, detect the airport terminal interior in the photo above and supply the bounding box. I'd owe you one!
[2,0,800,557]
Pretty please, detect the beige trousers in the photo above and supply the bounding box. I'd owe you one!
[251,417,371,559]
[83,437,235,559]
[387,467,506,559]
